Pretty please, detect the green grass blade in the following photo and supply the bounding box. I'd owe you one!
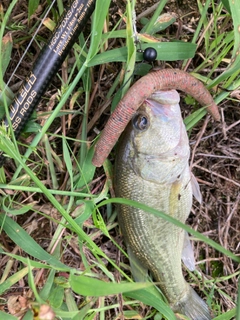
[21,310,34,320]
[184,106,208,131]
[141,0,168,34]
[12,63,88,179]
[75,144,96,189]
[69,274,153,296]
[0,131,132,280]
[209,0,240,87]
[49,284,64,308]
[96,198,240,264]
[62,136,73,188]
[1,33,13,76]
[27,259,45,304]
[2,199,33,216]
[0,0,17,123]
[0,215,71,270]
[0,311,17,320]
[0,267,29,295]
[39,269,56,301]
[213,307,236,319]
[79,69,91,167]
[43,134,59,189]
[87,42,196,66]
[0,250,64,269]
[65,288,78,312]
[28,0,39,20]
[0,184,92,198]
[69,275,175,319]
[125,287,175,320]
[221,0,230,12]
[87,0,111,60]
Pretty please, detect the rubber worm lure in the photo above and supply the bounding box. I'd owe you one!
[0,0,96,167]
[92,69,220,167]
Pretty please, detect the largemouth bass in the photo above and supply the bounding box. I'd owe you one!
[92,69,220,167]
[114,90,211,319]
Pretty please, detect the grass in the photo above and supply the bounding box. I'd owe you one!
[0,0,239,319]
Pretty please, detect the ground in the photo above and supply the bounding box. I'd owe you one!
[0,0,239,319]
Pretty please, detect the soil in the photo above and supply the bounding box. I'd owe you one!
[0,0,239,319]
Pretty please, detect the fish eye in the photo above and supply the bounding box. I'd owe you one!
[132,112,149,131]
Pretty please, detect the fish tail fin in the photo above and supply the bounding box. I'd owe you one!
[173,286,212,320]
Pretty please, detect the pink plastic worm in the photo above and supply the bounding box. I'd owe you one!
[92,69,220,167]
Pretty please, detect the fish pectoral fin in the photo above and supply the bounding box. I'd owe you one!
[191,173,202,204]
[181,231,196,271]
[127,245,148,282]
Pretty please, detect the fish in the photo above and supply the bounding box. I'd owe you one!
[114,89,212,319]
[92,69,220,167]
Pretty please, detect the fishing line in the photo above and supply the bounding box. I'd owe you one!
[116,9,157,96]
[132,8,157,62]
[1,2,155,167]
[0,0,96,167]
[4,0,57,91]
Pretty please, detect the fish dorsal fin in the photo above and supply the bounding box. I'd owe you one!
[191,173,202,204]
[181,231,196,271]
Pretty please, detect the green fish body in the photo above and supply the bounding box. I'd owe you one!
[114,90,211,319]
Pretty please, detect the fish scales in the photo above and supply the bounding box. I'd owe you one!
[115,162,191,301]
[114,90,212,319]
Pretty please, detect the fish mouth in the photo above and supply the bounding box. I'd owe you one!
[146,96,181,120]
[149,89,180,105]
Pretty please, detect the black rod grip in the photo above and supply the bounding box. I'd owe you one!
[0,0,95,167]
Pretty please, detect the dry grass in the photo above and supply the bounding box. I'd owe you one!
[0,0,239,319]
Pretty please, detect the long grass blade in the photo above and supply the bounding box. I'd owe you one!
[96,198,240,263]
[0,215,71,270]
